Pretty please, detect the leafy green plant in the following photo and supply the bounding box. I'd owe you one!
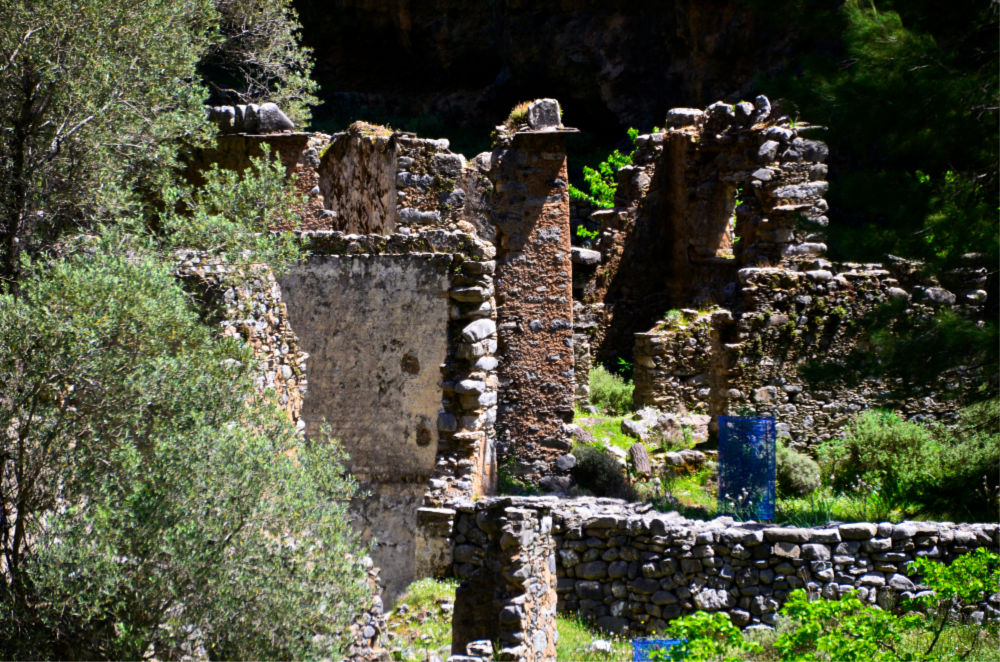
[589,365,634,415]
[159,145,305,272]
[819,403,999,521]
[655,611,762,661]
[0,239,371,659]
[657,551,1000,662]
[776,441,821,496]
[569,128,639,209]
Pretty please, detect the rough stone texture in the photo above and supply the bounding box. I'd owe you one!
[577,98,827,366]
[175,255,307,424]
[452,497,1000,645]
[273,229,497,606]
[633,261,987,445]
[318,126,398,234]
[490,128,576,484]
[452,501,558,661]
[316,125,493,238]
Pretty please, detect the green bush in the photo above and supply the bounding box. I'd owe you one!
[776,441,821,497]
[659,550,1000,662]
[570,443,636,501]
[820,404,999,522]
[589,365,634,415]
[0,241,371,659]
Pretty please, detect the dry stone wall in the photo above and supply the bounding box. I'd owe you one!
[452,497,1000,647]
[451,500,558,661]
[633,260,988,444]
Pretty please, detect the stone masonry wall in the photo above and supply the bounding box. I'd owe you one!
[317,124,493,238]
[574,97,829,366]
[274,229,498,605]
[634,261,988,445]
[175,254,307,424]
[490,120,577,485]
[451,500,558,661]
[452,497,1000,645]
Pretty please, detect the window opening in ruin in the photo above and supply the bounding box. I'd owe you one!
[715,186,741,260]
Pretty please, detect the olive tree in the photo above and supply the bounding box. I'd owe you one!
[0,237,371,659]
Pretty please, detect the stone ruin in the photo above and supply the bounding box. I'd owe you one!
[181,97,994,660]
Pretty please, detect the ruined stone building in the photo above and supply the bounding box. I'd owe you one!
[184,98,992,658]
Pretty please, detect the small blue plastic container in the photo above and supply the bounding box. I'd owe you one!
[631,638,685,661]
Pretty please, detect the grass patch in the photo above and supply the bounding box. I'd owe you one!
[574,408,635,452]
[384,578,458,662]
[556,614,632,661]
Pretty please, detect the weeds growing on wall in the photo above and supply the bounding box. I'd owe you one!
[569,127,638,210]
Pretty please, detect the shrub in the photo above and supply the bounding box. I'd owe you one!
[820,404,999,521]
[570,443,636,501]
[776,441,821,496]
[589,365,634,415]
[0,241,371,659]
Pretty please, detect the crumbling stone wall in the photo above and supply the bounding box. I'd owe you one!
[452,497,1000,645]
[451,500,558,661]
[317,124,493,238]
[633,260,988,444]
[175,254,307,424]
[575,97,829,366]
[274,229,498,604]
[490,103,578,486]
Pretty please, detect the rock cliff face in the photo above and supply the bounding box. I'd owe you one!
[293,0,839,133]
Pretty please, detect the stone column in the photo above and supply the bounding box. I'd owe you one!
[489,100,577,485]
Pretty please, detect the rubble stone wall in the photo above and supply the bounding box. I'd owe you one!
[490,131,576,484]
[317,125,494,238]
[452,497,1000,644]
[634,262,988,445]
[451,500,559,662]
[175,255,308,424]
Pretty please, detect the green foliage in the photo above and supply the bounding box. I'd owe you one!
[774,589,919,661]
[656,611,762,662]
[0,239,370,659]
[202,0,319,124]
[568,128,638,209]
[776,441,821,497]
[753,0,998,273]
[589,365,634,415]
[384,578,458,662]
[0,0,218,284]
[819,403,1000,521]
[570,443,636,501]
[660,551,1000,662]
[908,548,1000,613]
[158,146,305,272]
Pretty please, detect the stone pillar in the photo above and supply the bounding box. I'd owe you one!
[451,500,558,662]
[490,100,577,484]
